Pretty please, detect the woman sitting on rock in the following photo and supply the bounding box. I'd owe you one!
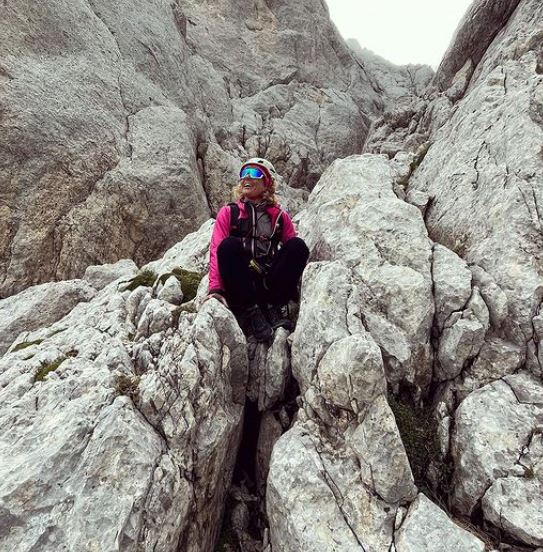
[205,157,309,343]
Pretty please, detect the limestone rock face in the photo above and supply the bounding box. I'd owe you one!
[0,0,211,297]
[408,0,543,366]
[0,279,96,356]
[432,0,523,92]
[0,225,248,552]
[347,40,434,107]
[296,154,434,393]
[0,0,379,297]
[83,259,138,291]
[451,373,543,548]
[395,493,485,552]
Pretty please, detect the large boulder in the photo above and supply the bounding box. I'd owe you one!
[451,373,543,547]
[0,279,96,356]
[296,154,434,393]
[395,493,485,552]
[0,224,248,552]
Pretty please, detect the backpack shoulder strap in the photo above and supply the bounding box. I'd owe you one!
[228,202,240,229]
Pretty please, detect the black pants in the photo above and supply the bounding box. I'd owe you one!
[217,236,309,311]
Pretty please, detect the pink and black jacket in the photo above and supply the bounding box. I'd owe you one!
[208,200,297,294]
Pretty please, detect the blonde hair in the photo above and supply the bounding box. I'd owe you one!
[232,180,279,205]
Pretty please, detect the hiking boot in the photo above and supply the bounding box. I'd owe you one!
[243,305,273,343]
[265,304,293,331]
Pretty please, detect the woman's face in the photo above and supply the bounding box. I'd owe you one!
[240,176,267,201]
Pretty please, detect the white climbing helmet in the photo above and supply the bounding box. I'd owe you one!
[239,157,278,187]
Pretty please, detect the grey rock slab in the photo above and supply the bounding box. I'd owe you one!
[395,493,485,552]
[291,260,357,394]
[54,105,211,283]
[482,476,543,546]
[451,373,543,516]
[432,244,472,331]
[316,333,386,412]
[83,259,138,291]
[470,264,509,330]
[267,423,396,552]
[349,395,417,504]
[348,41,433,107]
[0,0,209,296]
[408,0,543,345]
[0,229,248,551]
[0,279,96,356]
[503,372,543,404]
[157,275,184,305]
[433,0,522,92]
[297,155,434,393]
[461,337,524,393]
[258,328,291,412]
[436,317,486,381]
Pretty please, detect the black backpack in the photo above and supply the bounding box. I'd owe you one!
[228,202,283,263]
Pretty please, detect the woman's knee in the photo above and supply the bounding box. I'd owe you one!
[283,237,309,260]
[217,236,244,260]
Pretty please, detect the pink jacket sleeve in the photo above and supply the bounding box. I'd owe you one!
[208,206,231,293]
[280,210,297,243]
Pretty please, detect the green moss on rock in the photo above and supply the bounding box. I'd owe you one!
[159,267,204,303]
[122,269,157,292]
[388,393,440,489]
[172,268,204,302]
[34,358,66,382]
[115,373,140,402]
[12,339,44,352]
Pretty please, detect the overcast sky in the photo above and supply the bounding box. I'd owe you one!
[325,0,474,68]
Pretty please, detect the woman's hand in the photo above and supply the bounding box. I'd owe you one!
[204,292,229,308]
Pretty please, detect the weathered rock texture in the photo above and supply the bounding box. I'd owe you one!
[366,0,543,548]
[1,0,543,550]
[0,224,249,552]
[0,0,386,298]
[347,40,434,108]
[266,155,486,551]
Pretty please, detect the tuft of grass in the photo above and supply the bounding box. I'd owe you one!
[115,373,140,403]
[12,339,44,352]
[34,358,66,382]
[122,269,157,292]
[410,142,431,173]
[161,267,204,303]
[388,393,440,489]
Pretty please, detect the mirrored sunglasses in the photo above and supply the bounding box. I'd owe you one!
[240,167,265,180]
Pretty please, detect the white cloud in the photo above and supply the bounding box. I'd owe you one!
[325,0,474,68]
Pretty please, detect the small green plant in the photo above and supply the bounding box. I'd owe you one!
[34,358,66,382]
[159,267,204,303]
[388,393,440,489]
[122,269,157,292]
[12,339,44,352]
[115,373,140,402]
[410,142,431,173]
